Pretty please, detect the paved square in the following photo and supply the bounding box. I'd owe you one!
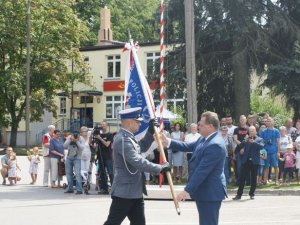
[1,156,300,225]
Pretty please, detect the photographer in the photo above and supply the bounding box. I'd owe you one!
[94,121,114,195]
[233,126,264,200]
[64,132,85,194]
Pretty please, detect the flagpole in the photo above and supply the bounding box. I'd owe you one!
[159,0,165,188]
[128,40,181,215]
[158,0,181,215]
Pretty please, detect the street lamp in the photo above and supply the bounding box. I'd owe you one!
[74,90,103,128]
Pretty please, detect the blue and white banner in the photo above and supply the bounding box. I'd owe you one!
[123,42,156,140]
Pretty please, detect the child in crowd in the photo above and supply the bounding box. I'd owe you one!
[28,147,41,184]
[257,148,267,185]
[280,144,296,186]
[8,153,21,185]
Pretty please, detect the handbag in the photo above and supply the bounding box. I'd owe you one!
[227,137,234,157]
[58,161,66,176]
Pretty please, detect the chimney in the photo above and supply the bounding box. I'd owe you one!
[97,6,113,45]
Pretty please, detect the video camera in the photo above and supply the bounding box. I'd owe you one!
[93,126,102,136]
[73,132,79,139]
[92,125,102,144]
[70,132,79,146]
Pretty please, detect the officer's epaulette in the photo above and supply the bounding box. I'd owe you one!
[122,132,138,143]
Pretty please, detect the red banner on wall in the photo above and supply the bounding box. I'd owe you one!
[103,80,125,91]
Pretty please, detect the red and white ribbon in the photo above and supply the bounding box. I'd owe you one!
[159,0,165,132]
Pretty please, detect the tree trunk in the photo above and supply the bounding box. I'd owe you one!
[10,121,18,147]
[185,0,198,123]
[293,103,300,121]
[232,53,250,122]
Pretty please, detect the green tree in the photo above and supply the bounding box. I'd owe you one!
[250,90,293,127]
[262,1,300,121]
[105,0,160,42]
[164,0,300,121]
[73,0,161,45]
[0,0,89,146]
[73,0,103,46]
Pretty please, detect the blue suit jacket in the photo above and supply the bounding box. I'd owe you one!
[170,132,227,202]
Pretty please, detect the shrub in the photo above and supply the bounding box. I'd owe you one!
[250,89,293,127]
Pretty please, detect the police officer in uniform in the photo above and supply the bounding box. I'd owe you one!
[103,107,170,225]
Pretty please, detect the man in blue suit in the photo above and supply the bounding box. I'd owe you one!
[233,126,264,200]
[162,111,227,225]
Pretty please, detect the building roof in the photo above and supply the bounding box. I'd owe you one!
[80,41,160,52]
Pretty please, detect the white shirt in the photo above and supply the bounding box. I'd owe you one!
[295,136,300,158]
[205,131,218,141]
[227,125,237,138]
[185,132,201,143]
[279,135,291,153]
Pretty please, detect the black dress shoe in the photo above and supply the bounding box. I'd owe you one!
[250,195,255,200]
[232,195,241,200]
[64,190,74,194]
[75,191,83,195]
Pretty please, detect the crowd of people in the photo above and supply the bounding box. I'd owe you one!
[0,122,115,195]
[220,114,300,200]
[146,113,300,196]
[3,111,300,225]
[1,113,300,196]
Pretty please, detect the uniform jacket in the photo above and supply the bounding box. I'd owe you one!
[170,132,227,202]
[111,128,162,199]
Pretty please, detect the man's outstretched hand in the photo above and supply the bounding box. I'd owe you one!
[177,191,190,201]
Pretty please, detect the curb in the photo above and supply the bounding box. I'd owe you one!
[227,189,300,196]
[144,186,300,200]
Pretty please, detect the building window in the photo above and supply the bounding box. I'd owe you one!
[80,96,93,104]
[146,52,160,77]
[59,97,66,115]
[106,96,124,119]
[107,55,121,78]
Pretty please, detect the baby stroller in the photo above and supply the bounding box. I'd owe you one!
[63,145,96,194]
[62,172,86,190]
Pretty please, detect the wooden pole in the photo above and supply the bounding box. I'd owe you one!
[154,128,181,215]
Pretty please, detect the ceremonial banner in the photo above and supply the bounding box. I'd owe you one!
[123,42,155,140]
[123,40,181,215]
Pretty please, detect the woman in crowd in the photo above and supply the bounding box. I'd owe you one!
[278,126,292,181]
[294,123,300,184]
[80,126,92,181]
[49,129,65,188]
[170,122,185,183]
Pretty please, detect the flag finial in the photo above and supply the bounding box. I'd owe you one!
[128,29,132,42]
